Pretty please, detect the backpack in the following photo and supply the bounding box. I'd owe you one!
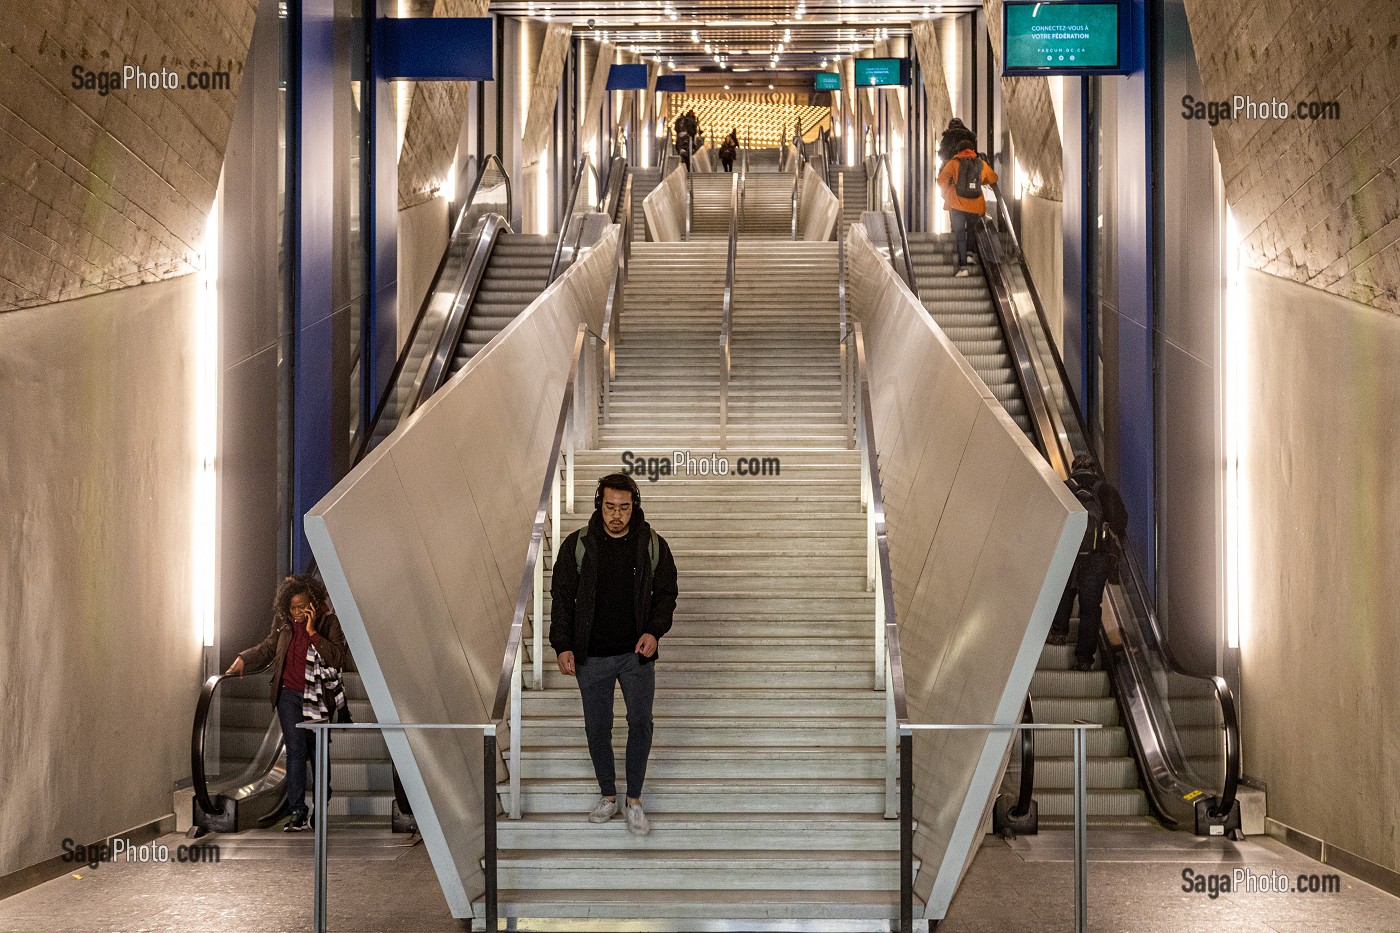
[955,156,984,200]
[575,529,660,574]
[1068,473,1108,556]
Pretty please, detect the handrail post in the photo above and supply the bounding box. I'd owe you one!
[312,723,329,933]
[1073,725,1088,933]
[551,453,562,562]
[532,548,544,691]
[884,656,897,817]
[899,727,914,933]
[509,651,523,819]
[483,725,499,932]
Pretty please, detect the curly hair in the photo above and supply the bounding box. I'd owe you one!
[273,574,331,623]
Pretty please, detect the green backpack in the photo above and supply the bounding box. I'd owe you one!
[575,529,660,573]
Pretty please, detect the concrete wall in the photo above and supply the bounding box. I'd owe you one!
[1019,193,1064,344]
[0,275,202,877]
[1237,268,1400,873]
[397,198,451,352]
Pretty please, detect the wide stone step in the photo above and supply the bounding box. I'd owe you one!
[494,813,898,852]
[494,848,908,891]
[499,779,888,817]
[515,745,887,781]
[519,688,886,718]
[477,886,911,921]
[511,718,883,750]
[538,662,873,690]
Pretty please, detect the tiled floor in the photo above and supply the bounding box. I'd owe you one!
[0,826,1396,932]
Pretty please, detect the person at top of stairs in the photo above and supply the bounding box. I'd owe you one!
[549,473,680,837]
[1047,454,1129,672]
[936,143,998,278]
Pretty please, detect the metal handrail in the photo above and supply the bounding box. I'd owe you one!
[548,157,594,284]
[190,661,274,819]
[790,144,802,240]
[489,324,595,823]
[719,171,738,448]
[847,322,910,929]
[871,154,919,298]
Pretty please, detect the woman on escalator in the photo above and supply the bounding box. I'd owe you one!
[226,574,351,832]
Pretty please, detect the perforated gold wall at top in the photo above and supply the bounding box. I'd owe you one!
[666,94,832,148]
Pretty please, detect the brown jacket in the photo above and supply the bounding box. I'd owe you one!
[238,608,350,706]
[938,149,998,214]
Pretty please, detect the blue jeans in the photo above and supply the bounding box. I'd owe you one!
[276,688,330,817]
[950,209,977,266]
[576,652,655,800]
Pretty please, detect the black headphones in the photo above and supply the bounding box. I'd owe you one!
[594,473,642,511]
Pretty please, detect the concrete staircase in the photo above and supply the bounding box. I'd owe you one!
[630,167,663,240]
[741,172,795,238]
[690,172,733,238]
[451,232,554,373]
[484,225,914,923]
[905,230,1034,438]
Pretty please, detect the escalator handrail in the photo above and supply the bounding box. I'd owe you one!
[981,183,1241,823]
[411,214,510,411]
[1011,696,1036,819]
[354,154,513,464]
[869,153,920,299]
[191,661,273,817]
[548,157,594,285]
[970,219,1072,479]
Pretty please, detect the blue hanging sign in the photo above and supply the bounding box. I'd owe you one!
[656,74,686,93]
[377,17,494,81]
[607,64,649,91]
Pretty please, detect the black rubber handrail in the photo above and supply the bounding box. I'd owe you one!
[548,157,593,284]
[190,661,273,818]
[1011,696,1036,819]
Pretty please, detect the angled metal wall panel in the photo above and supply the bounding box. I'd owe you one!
[305,228,619,917]
[847,223,1084,919]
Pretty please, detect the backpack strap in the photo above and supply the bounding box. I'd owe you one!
[574,529,660,573]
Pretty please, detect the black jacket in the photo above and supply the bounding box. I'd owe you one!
[549,506,678,664]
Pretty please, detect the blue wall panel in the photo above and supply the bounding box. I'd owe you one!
[293,0,337,569]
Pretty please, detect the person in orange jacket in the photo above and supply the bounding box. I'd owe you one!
[937,146,998,277]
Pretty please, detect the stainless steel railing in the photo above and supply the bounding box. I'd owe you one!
[867,153,920,299]
[719,170,738,448]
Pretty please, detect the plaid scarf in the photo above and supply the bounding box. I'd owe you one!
[301,642,347,721]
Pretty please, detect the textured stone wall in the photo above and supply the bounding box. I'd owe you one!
[396,0,488,211]
[0,0,257,311]
[1184,0,1400,315]
[982,0,1064,200]
[520,23,573,167]
[912,22,955,142]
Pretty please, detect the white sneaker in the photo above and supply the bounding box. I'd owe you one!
[588,796,619,823]
[953,267,970,278]
[624,800,651,836]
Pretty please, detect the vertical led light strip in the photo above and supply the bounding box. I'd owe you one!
[196,191,221,647]
[1223,204,1249,650]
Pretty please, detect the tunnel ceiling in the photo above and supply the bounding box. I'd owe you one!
[490,0,982,70]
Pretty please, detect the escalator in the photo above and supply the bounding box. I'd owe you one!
[190,152,632,836]
[864,171,1241,837]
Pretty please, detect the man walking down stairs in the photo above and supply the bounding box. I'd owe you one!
[484,232,914,925]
